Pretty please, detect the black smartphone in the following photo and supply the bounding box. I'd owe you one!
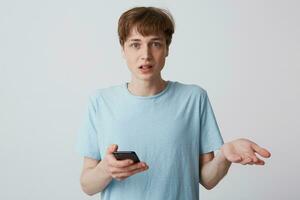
[113,151,140,163]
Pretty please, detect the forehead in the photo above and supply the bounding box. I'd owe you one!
[126,27,165,42]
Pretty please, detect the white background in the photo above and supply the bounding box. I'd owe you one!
[1,0,299,199]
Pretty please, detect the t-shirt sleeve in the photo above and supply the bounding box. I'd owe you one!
[199,91,224,154]
[76,93,101,160]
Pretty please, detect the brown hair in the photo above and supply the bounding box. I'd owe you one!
[118,7,175,47]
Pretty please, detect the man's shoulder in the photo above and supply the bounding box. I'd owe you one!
[173,81,207,96]
[89,83,124,100]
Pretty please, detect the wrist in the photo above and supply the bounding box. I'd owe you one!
[216,150,231,165]
[96,160,113,181]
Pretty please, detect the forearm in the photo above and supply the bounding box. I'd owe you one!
[80,161,113,195]
[200,151,232,190]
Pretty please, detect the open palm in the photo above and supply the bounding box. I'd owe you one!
[220,138,271,165]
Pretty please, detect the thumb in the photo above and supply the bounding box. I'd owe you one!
[106,144,118,155]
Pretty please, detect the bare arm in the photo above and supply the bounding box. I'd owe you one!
[199,138,271,190]
[79,144,149,196]
[199,151,231,190]
[80,158,112,195]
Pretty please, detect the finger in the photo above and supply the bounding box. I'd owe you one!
[253,158,265,165]
[122,162,148,171]
[241,154,265,165]
[246,154,265,165]
[240,156,252,165]
[251,155,258,163]
[106,153,133,167]
[111,162,147,173]
[115,165,149,180]
[251,143,271,158]
[109,158,134,168]
[244,156,256,165]
[106,144,118,155]
[244,153,258,163]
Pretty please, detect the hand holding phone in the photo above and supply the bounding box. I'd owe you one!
[113,151,140,163]
[103,145,148,181]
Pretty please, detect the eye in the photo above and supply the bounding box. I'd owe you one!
[130,43,140,49]
[152,42,162,48]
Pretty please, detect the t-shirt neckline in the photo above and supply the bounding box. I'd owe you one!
[124,80,172,100]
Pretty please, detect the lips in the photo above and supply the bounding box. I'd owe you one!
[139,65,153,69]
[138,64,154,73]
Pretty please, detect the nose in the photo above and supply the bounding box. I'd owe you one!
[141,45,152,61]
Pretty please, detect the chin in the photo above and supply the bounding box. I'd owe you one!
[133,74,159,82]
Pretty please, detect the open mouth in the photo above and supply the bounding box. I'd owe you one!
[139,65,153,69]
[139,65,153,73]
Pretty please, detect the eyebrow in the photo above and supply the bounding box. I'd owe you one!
[128,37,164,42]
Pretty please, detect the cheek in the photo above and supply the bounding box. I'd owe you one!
[155,49,167,59]
[157,54,167,63]
[126,56,139,69]
[124,53,135,63]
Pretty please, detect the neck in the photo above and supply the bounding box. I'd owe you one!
[127,78,168,97]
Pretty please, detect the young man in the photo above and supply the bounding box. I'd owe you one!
[77,7,271,200]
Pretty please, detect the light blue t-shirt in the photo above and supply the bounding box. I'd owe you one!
[76,80,224,200]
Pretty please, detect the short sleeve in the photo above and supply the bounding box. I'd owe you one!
[76,93,101,160]
[199,91,224,154]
